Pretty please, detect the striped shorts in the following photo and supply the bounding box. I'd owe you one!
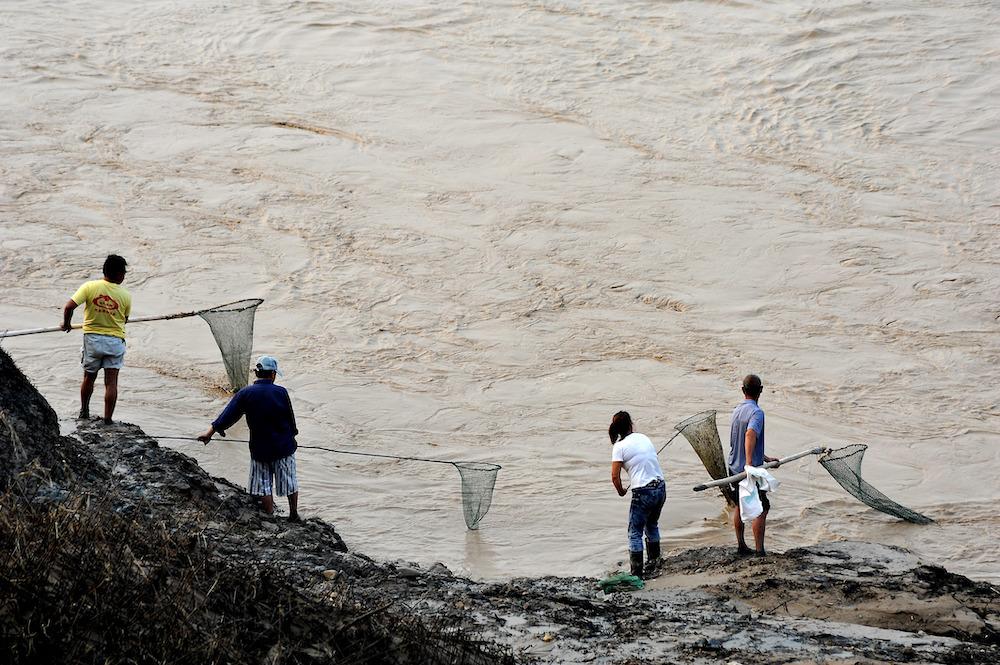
[248,454,298,497]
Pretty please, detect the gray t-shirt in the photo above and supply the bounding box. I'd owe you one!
[729,399,765,473]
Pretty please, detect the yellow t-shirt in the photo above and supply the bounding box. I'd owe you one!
[71,280,132,338]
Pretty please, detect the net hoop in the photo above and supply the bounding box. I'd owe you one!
[201,298,264,314]
[674,409,717,433]
[818,443,865,463]
[454,462,502,472]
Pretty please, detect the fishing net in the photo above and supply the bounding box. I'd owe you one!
[455,462,501,530]
[196,299,263,392]
[819,444,932,524]
[675,410,737,506]
[291,445,501,530]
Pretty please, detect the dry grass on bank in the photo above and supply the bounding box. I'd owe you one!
[0,477,511,665]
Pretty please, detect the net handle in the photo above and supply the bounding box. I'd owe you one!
[657,429,682,454]
[1,299,261,338]
[301,444,496,469]
[149,436,500,469]
[692,447,829,492]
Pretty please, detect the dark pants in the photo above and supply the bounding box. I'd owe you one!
[628,480,666,552]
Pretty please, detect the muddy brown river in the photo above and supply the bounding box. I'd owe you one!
[2,0,998,581]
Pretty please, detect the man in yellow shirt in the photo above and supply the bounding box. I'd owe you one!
[61,255,132,424]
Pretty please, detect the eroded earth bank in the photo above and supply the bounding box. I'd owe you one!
[1,348,996,664]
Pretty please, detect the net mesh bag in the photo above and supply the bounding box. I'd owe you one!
[675,410,737,506]
[454,462,500,530]
[819,444,932,524]
[197,299,263,392]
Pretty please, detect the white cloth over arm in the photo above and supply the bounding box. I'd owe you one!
[738,465,780,523]
[746,465,779,492]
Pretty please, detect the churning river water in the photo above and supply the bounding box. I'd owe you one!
[2,0,998,581]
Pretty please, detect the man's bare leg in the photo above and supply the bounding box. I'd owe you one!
[733,506,752,555]
[103,368,119,424]
[752,508,768,555]
[260,495,274,515]
[80,372,97,419]
[287,492,299,521]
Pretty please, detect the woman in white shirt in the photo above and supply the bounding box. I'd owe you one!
[610,411,666,577]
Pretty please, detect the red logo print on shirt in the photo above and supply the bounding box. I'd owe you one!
[93,294,120,313]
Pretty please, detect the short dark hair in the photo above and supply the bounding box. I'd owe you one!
[609,411,633,444]
[103,255,128,278]
[742,374,763,399]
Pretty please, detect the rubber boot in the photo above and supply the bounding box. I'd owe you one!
[629,550,644,578]
[645,540,661,576]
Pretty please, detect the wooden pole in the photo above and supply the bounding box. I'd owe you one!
[1,310,201,338]
[692,447,829,492]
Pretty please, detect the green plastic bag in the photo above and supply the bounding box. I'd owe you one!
[597,572,644,593]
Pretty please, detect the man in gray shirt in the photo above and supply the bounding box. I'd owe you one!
[729,374,780,556]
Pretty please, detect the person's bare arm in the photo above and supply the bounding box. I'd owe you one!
[744,428,756,468]
[611,461,627,496]
[745,429,780,468]
[61,300,78,332]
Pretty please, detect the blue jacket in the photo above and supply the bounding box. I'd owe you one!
[212,379,297,462]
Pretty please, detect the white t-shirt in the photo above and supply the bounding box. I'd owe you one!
[611,432,664,489]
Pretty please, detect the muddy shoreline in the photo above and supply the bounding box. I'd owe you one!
[2,348,997,663]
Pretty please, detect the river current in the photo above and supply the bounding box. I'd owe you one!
[2,0,998,581]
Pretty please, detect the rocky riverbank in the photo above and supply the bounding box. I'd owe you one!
[1,347,997,663]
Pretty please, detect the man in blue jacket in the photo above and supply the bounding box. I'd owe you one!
[198,355,300,521]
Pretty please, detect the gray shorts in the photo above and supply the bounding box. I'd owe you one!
[248,455,298,497]
[81,333,126,374]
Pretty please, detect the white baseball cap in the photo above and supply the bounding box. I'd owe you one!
[255,355,283,376]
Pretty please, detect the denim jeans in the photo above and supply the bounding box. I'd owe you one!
[628,479,666,552]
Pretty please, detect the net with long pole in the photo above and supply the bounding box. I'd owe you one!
[295,446,501,530]
[1,298,263,393]
[151,438,501,530]
[819,444,932,524]
[265,445,501,530]
[674,410,737,506]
